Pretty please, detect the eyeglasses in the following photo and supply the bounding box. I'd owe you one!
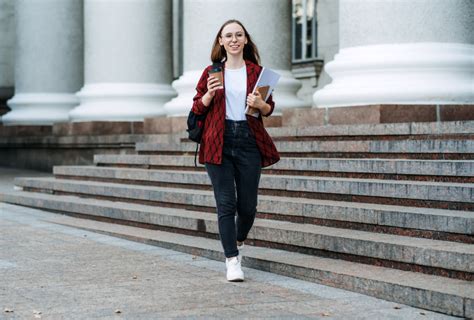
[221,32,246,42]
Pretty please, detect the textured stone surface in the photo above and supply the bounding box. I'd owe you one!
[51,121,144,136]
[0,202,467,317]
[379,105,437,123]
[281,107,325,127]
[0,124,52,137]
[440,105,474,122]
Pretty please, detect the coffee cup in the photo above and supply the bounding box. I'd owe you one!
[208,65,223,86]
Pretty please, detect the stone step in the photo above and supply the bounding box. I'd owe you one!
[1,191,473,278]
[264,121,474,138]
[0,194,472,318]
[51,166,474,208]
[137,139,474,154]
[93,154,474,181]
[12,177,473,238]
[136,139,474,160]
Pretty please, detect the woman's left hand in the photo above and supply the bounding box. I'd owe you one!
[246,91,265,109]
[247,91,271,116]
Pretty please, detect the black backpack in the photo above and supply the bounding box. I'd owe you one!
[186,110,207,144]
[186,110,207,167]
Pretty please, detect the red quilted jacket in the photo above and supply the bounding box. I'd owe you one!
[191,60,280,168]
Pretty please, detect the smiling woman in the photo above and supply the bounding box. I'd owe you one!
[190,19,280,283]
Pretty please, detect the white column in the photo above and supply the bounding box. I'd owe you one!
[164,0,307,117]
[69,0,176,122]
[313,0,474,108]
[2,0,83,125]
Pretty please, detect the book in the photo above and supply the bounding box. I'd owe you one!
[245,67,281,118]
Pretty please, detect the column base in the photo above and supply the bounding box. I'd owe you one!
[272,70,310,111]
[70,83,176,122]
[2,93,78,125]
[313,43,474,107]
[163,71,201,117]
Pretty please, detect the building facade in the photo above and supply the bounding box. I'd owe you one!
[0,0,472,125]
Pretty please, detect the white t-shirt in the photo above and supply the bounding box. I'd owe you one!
[224,65,247,121]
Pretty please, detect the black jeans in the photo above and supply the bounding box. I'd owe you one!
[205,120,262,258]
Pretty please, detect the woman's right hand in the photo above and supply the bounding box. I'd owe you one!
[206,76,223,98]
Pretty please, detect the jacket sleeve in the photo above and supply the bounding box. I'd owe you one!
[191,67,210,115]
[262,94,275,117]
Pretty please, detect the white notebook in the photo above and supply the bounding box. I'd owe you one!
[245,67,281,118]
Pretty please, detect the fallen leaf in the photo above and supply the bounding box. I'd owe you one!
[4,307,14,313]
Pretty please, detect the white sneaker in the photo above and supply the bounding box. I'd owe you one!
[226,256,244,282]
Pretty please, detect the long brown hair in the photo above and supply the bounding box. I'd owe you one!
[210,19,260,65]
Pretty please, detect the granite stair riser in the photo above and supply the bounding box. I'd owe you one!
[93,155,474,181]
[14,178,474,236]
[2,197,471,318]
[50,167,474,204]
[1,192,473,277]
[136,140,474,154]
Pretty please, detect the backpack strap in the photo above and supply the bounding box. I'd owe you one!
[194,143,199,167]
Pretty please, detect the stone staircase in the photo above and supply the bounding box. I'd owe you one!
[1,120,473,318]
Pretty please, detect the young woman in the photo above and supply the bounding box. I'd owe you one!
[191,20,280,282]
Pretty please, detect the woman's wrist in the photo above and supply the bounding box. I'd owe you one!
[258,102,271,116]
[202,91,214,107]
